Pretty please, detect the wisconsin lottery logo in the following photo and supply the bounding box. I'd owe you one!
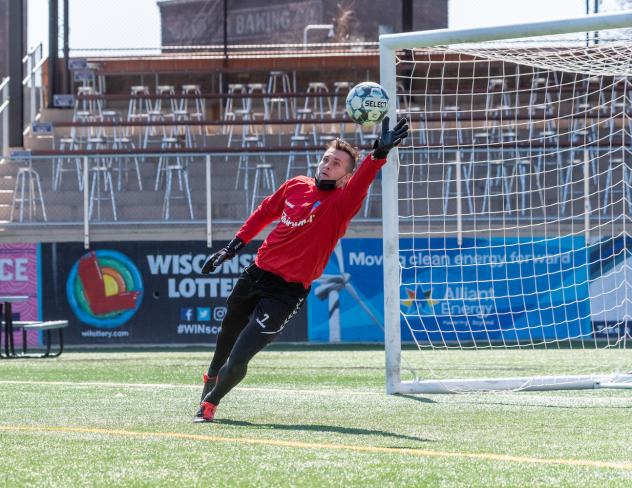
[66,250,143,328]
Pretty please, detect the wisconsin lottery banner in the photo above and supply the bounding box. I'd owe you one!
[40,241,307,345]
[308,237,591,344]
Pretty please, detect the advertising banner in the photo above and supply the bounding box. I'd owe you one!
[588,235,632,339]
[41,241,307,345]
[308,237,592,344]
[0,243,40,347]
[308,240,385,342]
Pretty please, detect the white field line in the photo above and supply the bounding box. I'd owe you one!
[2,380,631,407]
[0,379,382,396]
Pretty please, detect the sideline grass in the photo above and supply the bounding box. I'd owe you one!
[1,349,631,487]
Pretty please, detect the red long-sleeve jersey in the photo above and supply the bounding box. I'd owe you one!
[236,153,387,289]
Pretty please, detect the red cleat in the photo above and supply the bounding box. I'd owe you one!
[193,401,217,423]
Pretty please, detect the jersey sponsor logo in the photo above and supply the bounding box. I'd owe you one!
[280,210,315,228]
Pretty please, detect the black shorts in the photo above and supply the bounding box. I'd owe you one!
[223,264,309,337]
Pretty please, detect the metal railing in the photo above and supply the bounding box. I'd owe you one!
[0,77,8,158]
[69,41,380,59]
[1,148,381,248]
[23,43,45,135]
[0,44,45,158]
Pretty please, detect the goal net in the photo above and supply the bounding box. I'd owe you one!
[381,12,632,394]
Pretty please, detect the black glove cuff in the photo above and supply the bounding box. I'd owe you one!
[372,148,389,160]
[228,236,244,253]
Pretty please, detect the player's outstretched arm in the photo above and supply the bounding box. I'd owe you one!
[201,237,244,274]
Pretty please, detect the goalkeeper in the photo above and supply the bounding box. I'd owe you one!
[195,117,408,422]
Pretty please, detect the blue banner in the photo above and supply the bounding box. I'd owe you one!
[401,237,591,345]
[308,240,385,342]
[308,237,592,344]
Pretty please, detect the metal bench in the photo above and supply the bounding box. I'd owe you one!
[11,320,69,358]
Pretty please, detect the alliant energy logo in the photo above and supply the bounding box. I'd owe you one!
[66,250,143,328]
[401,286,439,315]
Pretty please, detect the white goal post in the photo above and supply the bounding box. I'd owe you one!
[381,11,632,394]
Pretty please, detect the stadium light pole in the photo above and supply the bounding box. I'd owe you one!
[9,0,24,147]
[47,0,58,108]
[63,0,70,94]
[223,0,228,66]
[402,0,412,32]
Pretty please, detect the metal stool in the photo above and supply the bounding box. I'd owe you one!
[155,85,178,114]
[99,109,124,141]
[143,85,177,148]
[560,105,600,214]
[442,157,474,215]
[155,137,180,190]
[53,137,83,191]
[247,82,270,121]
[72,109,97,144]
[127,85,151,143]
[286,135,314,179]
[294,107,317,145]
[226,102,257,152]
[10,165,47,222]
[305,82,332,137]
[88,156,117,221]
[331,81,351,137]
[581,76,609,115]
[528,72,557,120]
[162,156,194,220]
[111,137,143,191]
[600,155,624,216]
[481,130,528,214]
[74,86,102,118]
[235,135,265,191]
[267,71,292,119]
[223,83,248,135]
[485,78,513,122]
[251,163,277,213]
[179,84,205,134]
[171,109,195,149]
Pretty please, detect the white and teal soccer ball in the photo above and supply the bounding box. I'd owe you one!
[345,82,390,126]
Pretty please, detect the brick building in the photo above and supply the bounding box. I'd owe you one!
[158,0,447,45]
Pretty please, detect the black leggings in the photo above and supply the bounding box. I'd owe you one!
[203,264,308,405]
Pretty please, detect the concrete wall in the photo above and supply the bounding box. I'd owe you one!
[158,0,448,45]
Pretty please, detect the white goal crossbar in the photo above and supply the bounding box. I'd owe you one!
[380,11,632,395]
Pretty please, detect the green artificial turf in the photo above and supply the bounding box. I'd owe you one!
[0,349,631,487]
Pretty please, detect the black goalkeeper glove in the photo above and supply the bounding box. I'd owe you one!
[372,116,409,160]
[201,237,244,274]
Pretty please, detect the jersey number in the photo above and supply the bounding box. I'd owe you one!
[256,313,270,329]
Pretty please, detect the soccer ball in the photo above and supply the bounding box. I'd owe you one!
[345,82,390,126]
